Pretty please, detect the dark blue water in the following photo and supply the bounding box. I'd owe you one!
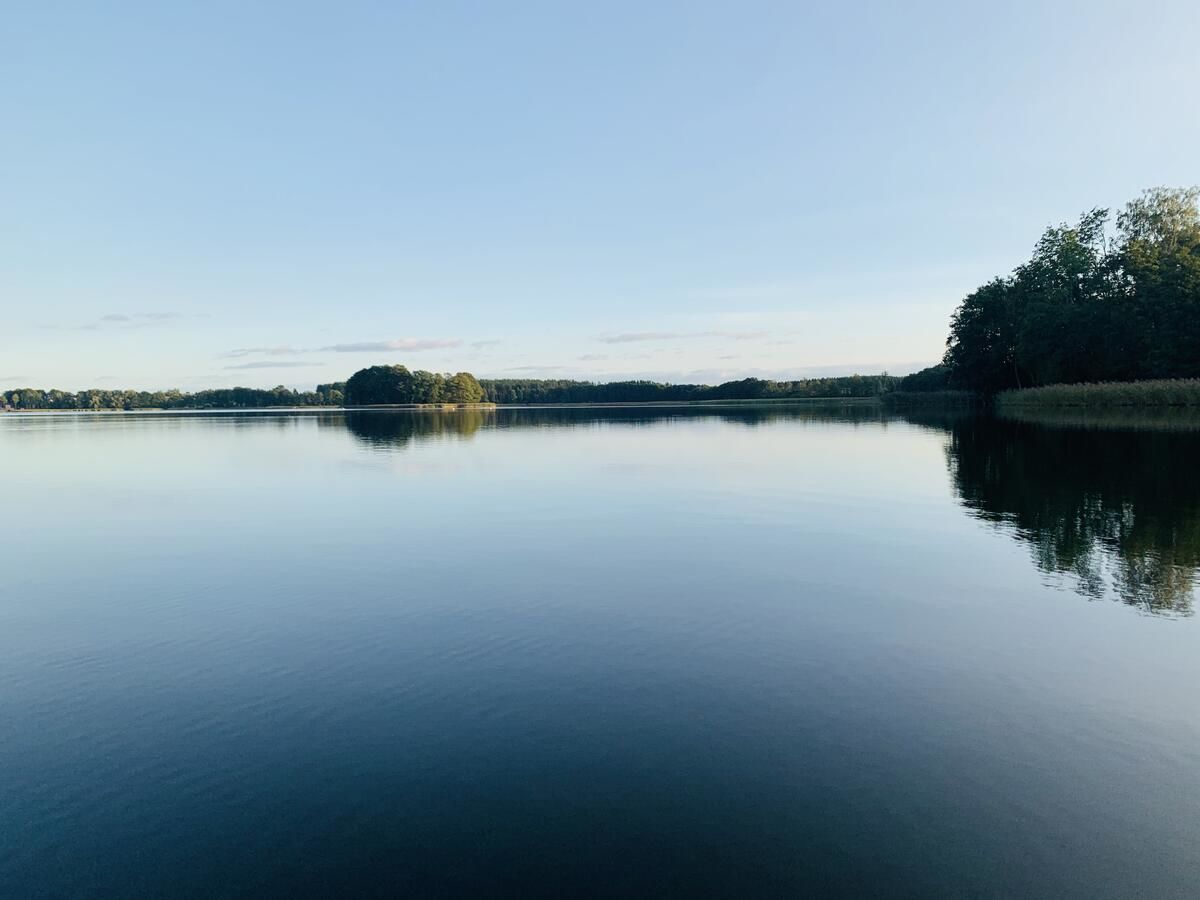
[2,406,1198,898]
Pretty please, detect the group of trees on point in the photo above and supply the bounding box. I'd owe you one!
[343,366,485,405]
[902,187,1200,395]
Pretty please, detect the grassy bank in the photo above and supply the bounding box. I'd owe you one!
[997,379,1200,408]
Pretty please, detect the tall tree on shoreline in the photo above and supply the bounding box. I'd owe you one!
[942,187,1200,394]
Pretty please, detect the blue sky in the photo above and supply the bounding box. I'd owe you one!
[3,0,1197,390]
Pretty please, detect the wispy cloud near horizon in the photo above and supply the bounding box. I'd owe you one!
[222,338,465,358]
[598,330,770,344]
[44,312,192,332]
[224,346,305,358]
[321,338,463,353]
[105,312,186,323]
[223,361,322,370]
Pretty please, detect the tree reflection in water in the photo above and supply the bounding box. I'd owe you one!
[941,413,1200,617]
[337,409,490,448]
[331,404,1200,617]
[335,403,888,448]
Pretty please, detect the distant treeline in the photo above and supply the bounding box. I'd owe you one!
[2,384,345,411]
[342,366,897,405]
[900,187,1200,396]
[478,374,898,404]
[4,368,902,411]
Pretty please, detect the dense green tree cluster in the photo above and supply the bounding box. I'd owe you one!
[927,187,1200,394]
[2,383,345,410]
[897,364,952,393]
[315,382,346,405]
[343,365,485,405]
[479,374,897,404]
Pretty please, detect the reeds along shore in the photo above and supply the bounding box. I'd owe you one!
[997,379,1200,408]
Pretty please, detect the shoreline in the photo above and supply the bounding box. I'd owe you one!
[1,397,883,415]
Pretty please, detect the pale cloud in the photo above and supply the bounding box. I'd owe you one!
[598,331,684,343]
[108,312,187,324]
[706,330,772,340]
[578,353,608,361]
[470,339,502,349]
[320,338,462,353]
[505,365,567,372]
[223,338,465,357]
[598,330,769,344]
[224,346,304,358]
[223,361,322,370]
[46,312,191,331]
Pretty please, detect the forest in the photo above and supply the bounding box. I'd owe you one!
[1,383,346,411]
[3,371,898,410]
[342,367,898,405]
[478,374,896,404]
[901,187,1200,395]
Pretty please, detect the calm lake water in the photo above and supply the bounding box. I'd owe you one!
[2,405,1198,898]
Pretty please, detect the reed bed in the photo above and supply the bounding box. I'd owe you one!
[997,379,1200,408]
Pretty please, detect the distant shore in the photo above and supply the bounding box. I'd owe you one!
[2,397,883,414]
[10,381,1200,413]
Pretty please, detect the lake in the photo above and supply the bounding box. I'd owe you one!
[2,405,1198,898]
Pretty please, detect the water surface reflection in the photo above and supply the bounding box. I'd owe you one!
[942,412,1200,616]
[3,403,1200,897]
[337,404,1200,616]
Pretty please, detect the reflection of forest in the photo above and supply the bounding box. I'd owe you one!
[330,404,1199,617]
[490,403,889,430]
[335,410,491,448]
[938,415,1200,617]
[331,402,892,448]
